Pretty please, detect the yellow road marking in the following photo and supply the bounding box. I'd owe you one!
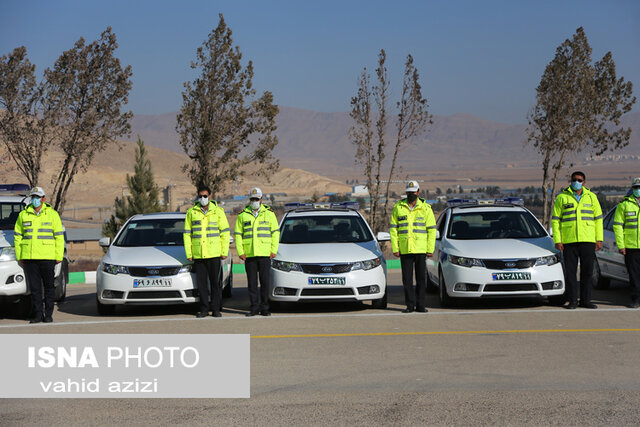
[251,328,640,339]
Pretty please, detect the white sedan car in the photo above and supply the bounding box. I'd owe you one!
[427,198,565,307]
[270,202,388,309]
[96,212,232,315]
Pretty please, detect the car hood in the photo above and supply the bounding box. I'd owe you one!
[445,237,556,259]
[277,241,381,263]
[103,245,188,267]
[0,230,14,248]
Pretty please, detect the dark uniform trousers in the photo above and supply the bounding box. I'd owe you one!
[563,242,596,304]
[245,256,271,312]
[624,249,640,303]
[400,253,427,311]
[193,257,221,312]
[23,260,56,319]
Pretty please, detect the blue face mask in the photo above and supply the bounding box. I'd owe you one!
[31,197,42,208]
[633,188,640,198]
[571,181,583,191]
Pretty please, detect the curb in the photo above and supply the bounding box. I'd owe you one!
[70,261,402,285]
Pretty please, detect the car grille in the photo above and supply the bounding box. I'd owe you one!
[484,283,538,292]
[483,259,536,270]
[127,291,182,299]
[301,288,354,296]
[301,264,352,274]
[128,266,181,277]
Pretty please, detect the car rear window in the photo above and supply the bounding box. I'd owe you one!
[280,215,373,244]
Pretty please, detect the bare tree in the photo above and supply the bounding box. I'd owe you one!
[527,27,636,227]
[45,27,133,213]
[176,14,279,197]
[350,50,432,232]
[0,47,54,186]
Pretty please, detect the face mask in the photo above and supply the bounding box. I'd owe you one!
[406,193,418,203]
[633,188,640,198]
[250,200,261,210]
[570,181,582,191]
[198,196,209,206]
[31,197,42,208]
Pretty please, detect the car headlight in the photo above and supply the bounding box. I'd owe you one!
[102,263,130,275]
[535,254,561,266]
[271,260,303,272]
[178,264,192,273]
[0,246,16,262]
[447,254,485,268]
[351,257,381,271]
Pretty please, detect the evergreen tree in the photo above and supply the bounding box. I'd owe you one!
[102,137,163,240]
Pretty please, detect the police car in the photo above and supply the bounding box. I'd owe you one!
[96,212,233,314]
[270,202,388,308]
[0,184,69,317]
[427,198,564,307]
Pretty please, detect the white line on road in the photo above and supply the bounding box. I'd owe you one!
[0,306,638,329]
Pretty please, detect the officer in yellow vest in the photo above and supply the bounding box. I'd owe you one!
[235,188,280,316]
[14,187,65,323]
[551,171,603,309]
[390,181,436,313]
[184,185,230,318]
[613,177,640,308]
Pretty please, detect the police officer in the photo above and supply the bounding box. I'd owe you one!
[552,171,603,309]
[613,177,640,308]
[14,187,65,323]
[390,181,436,313]
[235,188,279,316]
[184,185,230,318]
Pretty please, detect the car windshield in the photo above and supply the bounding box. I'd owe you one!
[280,215,373,243]
[0,202,25,230]
[114,218,185,247]
[447,210,547,240]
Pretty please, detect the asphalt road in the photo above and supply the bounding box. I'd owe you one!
[1,270,640,426]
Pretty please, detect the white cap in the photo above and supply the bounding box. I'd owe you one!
[632,177,640,188]
[249,187,263,198]
[29,186,45,197]
[405,180,419,192]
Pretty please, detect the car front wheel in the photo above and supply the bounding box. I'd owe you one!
[96,295,116,315]
[371,289,387,309]
[592,260,610,290]
[439,269,455,308]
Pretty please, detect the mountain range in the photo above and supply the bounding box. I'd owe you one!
[129,107,640,176]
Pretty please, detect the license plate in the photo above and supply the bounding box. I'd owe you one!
[492,272,531,281]
[308,277,346,285]
[133,278,172,288]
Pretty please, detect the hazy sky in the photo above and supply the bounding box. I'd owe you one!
[1,0,638,124]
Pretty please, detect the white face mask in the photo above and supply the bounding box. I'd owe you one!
[199,196,209,206]
[250,200,261,210]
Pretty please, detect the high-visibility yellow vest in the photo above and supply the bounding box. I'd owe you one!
[234,204,280,257]
[613,194,640,249]
[183,201,230,259]
[14,203,65,261]
[390,198,436,254]
[551,187,603,244]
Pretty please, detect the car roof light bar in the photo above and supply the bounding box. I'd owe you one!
[447,197,524,208]
[284,202,360,212]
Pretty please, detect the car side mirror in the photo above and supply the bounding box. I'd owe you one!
[229,235,235,244]
[436,230,441,240]
[376,231,391,242]
[98,237,111,247]
[548,227,553,237]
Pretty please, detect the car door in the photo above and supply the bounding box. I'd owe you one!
[599,207,629,282]
[427,210,448,282]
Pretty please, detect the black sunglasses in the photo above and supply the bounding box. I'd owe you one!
[571,179,583,183]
